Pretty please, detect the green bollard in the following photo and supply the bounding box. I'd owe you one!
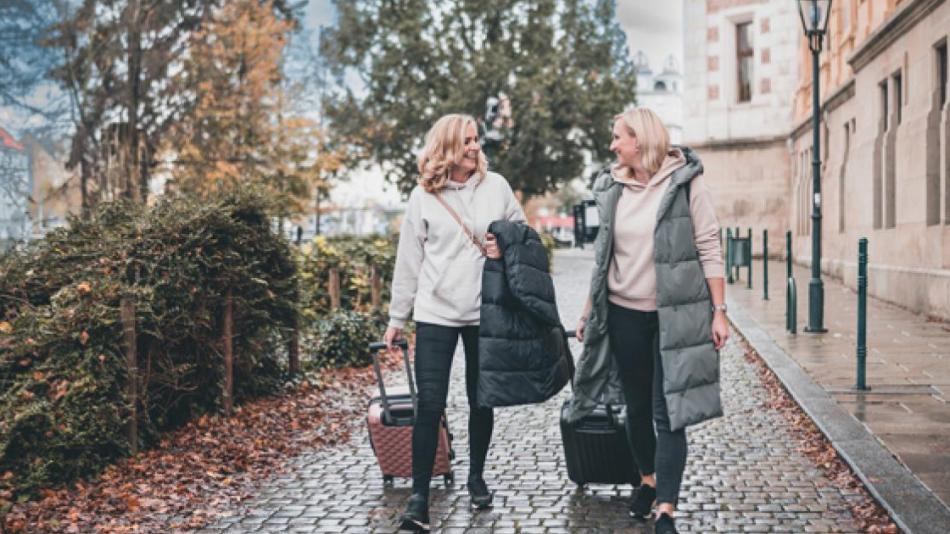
[788,277,797,334]
[786,231,792,280]
[856,238,868,390]
[763,229,769,300]
[726,228,734,284]
[732,226,742,282]
[747,228,753,289]
[786,231,795,334]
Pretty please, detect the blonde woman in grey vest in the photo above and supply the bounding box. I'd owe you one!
[571,107,728,534]
[384,113,525,532]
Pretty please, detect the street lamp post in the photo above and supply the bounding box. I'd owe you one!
[798,0,831,334]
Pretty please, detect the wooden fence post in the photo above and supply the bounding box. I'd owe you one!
[329,268,341,309]
[120,296,138,455]
[222,289,234,415]
[370,266,382,311]
[288,317,299,376]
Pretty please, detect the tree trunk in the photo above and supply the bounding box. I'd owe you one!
[125,0,143,204]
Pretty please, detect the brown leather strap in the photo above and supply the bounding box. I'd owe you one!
[433,192,488,257]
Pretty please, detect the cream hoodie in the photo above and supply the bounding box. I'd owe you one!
[388,171,526,329]
[608,149,725,311]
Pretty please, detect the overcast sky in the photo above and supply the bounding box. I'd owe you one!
[616,0,684,74]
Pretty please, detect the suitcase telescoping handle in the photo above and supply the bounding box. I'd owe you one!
[368,340,416,424]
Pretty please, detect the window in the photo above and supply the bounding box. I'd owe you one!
[937,41,948,108]
[736,22,754,103]
[892,71,903,125]
[839,121,851,233]
[880,80,889,130]
[840,0,851,32]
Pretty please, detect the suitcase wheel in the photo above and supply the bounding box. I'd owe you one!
[383,475,395,487]
[444,473,454,486]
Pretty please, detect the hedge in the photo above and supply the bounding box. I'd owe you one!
[0,188,297,498]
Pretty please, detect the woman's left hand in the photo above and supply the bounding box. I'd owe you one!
[711,311,729,350]
[484,232,501,259]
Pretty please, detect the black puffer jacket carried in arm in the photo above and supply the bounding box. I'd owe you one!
[477,220,574,408]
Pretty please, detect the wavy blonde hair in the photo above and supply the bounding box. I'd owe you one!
[417,114,488,193]
[613,107,671,178]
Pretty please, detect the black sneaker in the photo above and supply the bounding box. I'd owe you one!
[467,477,493,509]
[629,484,656,519]
[654,512,678,534]
[397,493,430,532]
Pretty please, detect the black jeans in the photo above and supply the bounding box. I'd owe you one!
[411,322,493,497]
[607,302,688,507]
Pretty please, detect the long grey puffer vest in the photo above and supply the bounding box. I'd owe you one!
[564,146,723,431]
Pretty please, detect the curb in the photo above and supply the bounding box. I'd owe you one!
[727,302,950,534]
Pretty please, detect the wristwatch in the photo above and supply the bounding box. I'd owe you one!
[712,303,727,314]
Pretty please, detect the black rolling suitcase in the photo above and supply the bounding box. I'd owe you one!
[559,331,641,488]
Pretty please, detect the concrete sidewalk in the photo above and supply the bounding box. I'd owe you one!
[726,258,950,532]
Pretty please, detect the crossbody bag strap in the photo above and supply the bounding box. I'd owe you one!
[433,191,488,257]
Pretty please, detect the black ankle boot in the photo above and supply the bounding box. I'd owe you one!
[398,493,430,532]
[629,484,656,519]
[654,512,678,534]
[466,476,493,509]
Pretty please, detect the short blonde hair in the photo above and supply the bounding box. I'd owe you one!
[417,114,488,193]
[613,107,671,178]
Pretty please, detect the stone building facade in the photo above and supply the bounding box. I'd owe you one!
[685,0,950,320]
[788,0,950,320]
[683,0,802,255]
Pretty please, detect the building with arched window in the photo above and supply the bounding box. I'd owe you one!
[632,51,684,144]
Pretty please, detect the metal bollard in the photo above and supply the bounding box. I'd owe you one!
[747,228,753,289]
[856,238,868,390]
[763,230,769,300]
[787,277,797,334]
[786,231,796,333]
[726,228,734,284]
[785,231,792,280]
[734,226,741,281]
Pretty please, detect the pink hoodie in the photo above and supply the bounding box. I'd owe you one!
[607,148,725,312]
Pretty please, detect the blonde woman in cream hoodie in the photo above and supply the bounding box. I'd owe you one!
[384,113,525,532]
[574,108,728,534]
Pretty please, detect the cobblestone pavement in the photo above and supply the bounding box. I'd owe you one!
[199,249,865,533]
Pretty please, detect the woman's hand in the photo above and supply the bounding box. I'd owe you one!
[384,326,403,350]
[484,232,501,259]
[575,316,587,342]
[711,311,729,349]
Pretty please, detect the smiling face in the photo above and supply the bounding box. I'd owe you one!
[610,118,642,172]
[456,122,481,175]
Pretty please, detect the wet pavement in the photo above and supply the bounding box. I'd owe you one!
[726,259,950,508]
[193,249,874,533]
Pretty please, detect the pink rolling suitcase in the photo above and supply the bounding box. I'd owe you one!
[367,340,455,487]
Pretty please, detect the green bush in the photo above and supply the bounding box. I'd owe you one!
[296,233,397,321]
[0,187,297,497]
[304,309,383,369]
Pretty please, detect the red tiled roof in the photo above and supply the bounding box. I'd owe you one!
[0,127,24,151]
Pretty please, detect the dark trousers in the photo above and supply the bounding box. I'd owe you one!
[607,302,688,506]
[411,322,493,497]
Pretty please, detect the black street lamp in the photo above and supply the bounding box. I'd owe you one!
[798,0,831,334]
